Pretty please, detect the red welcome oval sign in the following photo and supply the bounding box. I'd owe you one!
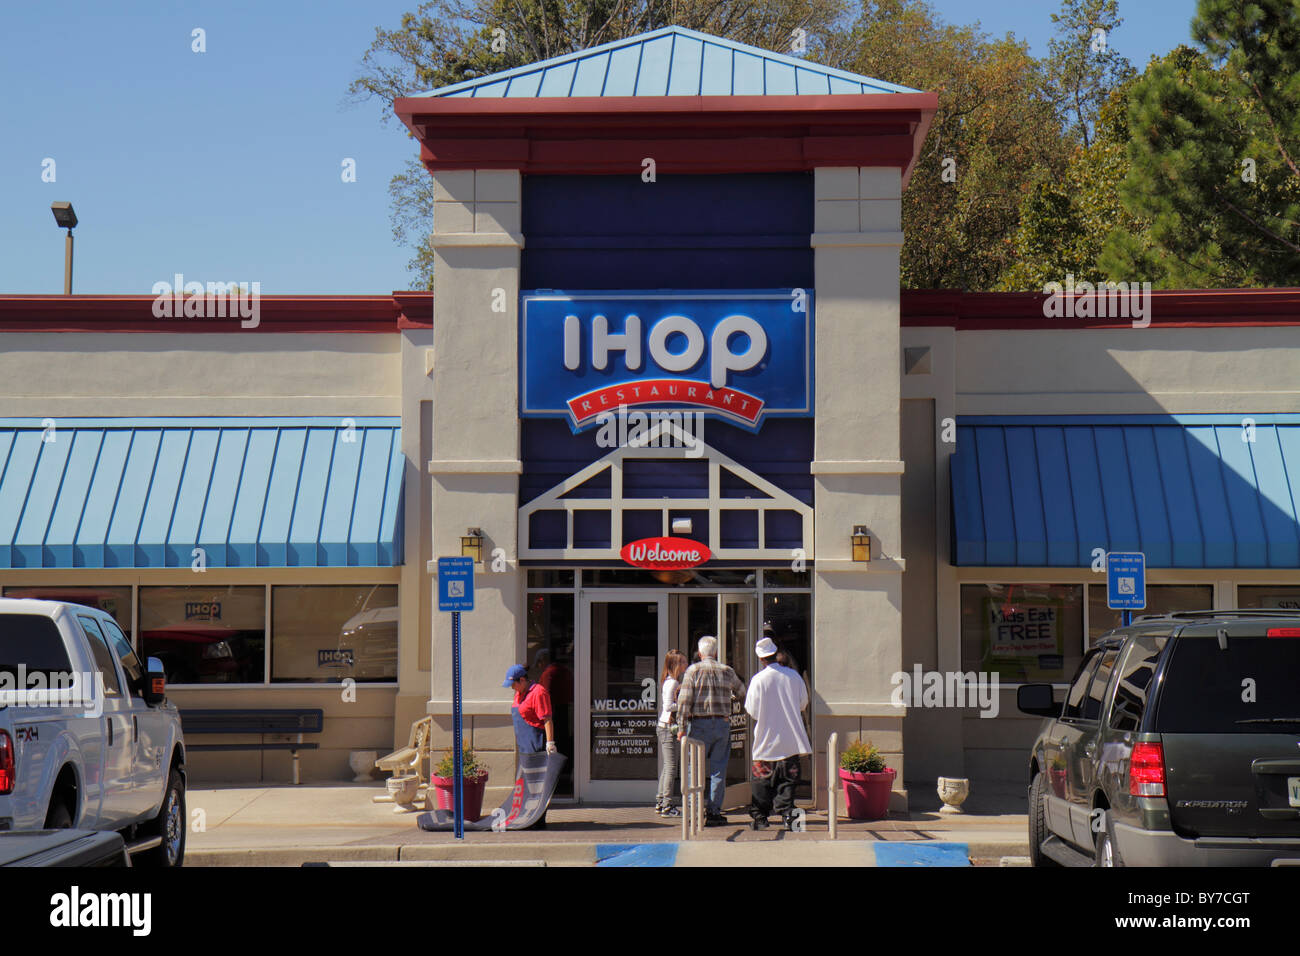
[620,537,710,569]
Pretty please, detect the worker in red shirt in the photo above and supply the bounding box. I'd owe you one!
[504,664,557,756]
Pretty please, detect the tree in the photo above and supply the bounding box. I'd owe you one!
[1043,0,1134,147]
[351,0,852,288]
[821,0,1069,290]
[1103,0,1300,287]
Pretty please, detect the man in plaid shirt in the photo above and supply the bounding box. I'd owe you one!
[676,635,746,825]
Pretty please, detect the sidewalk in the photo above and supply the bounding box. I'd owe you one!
[185,780,1028,867]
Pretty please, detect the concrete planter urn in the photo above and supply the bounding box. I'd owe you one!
[937,777,970,813]
[386,774,422,809]
[349,751,379,782]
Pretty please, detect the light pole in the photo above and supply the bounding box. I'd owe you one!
[50,202,77,294]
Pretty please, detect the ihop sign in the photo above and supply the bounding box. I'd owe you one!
[520,292,813,432]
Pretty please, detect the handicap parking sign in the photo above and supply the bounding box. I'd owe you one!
[1106,552,1145,610]
[438,557,475,612]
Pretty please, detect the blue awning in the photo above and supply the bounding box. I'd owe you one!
[952,416,1300,568]
[0,418,404,568]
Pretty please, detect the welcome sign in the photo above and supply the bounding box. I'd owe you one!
[520,291,813,432]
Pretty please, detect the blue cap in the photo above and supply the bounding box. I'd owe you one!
[503,664,527,688]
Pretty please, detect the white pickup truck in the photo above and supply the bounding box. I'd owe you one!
[0,598,186,866]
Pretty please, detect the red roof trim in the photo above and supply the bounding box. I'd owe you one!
[394,92,938,181]
[0,294,433,333]
[901,289,1300,329]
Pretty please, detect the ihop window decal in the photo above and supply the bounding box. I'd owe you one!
[520,291,813,433]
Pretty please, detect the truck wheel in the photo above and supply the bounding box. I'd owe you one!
[136,768,186,867]
[1094,809,1122,867]
[1028,772,1058,868]
[45,801,73,829]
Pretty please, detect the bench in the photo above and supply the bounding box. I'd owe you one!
[181,709,324,785]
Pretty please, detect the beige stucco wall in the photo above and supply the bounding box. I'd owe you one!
[0,333,400,417]
[425,170,528,807]
[811,167,907,810]
[955,328,1300,415]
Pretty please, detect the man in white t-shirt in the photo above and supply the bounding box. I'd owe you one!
[743,636,812,830]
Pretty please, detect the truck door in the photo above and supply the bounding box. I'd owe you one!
[100,617,169,820]
[77,616,134,830]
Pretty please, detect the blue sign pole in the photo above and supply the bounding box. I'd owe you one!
[452,609,463,840]
[437,556,475,841]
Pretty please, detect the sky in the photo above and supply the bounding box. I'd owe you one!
[0,0,1201,296]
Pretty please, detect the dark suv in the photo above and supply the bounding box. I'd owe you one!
[1018,611,1300,867]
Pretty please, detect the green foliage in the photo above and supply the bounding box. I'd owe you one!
[822,0,1070,291]
[434,745,488,780]
[1043,0,1135,147]
[1103,0,1300,287]
[840,740,887,773]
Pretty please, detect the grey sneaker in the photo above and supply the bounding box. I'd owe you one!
[660,806,681,817]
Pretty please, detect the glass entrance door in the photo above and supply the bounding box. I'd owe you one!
[577,592,667,801]
[720,594,756,809]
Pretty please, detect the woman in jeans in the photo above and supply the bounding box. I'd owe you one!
[655,650,688,816]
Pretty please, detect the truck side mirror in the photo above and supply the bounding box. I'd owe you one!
[144,657,166,706]
[1017,683,1059,718]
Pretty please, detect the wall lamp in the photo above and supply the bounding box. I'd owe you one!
[461,528,484,563]
[851,525,872,563]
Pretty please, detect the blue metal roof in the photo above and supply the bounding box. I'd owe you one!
[0,419,404,569]
[420,26,918,99]
[952,416,1300,568]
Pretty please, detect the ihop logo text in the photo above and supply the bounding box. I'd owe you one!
[521,292,813,432]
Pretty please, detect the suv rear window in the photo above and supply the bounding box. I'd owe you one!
[1155,634,1300,733]
[0,614,73,679]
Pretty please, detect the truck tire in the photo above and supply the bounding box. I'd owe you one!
[1028,772,1058,868]
[1094,809,1123,867]
[136,768,186,867]
[45,801,73,829]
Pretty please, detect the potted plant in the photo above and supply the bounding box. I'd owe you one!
[432,745,489,821]
[838,740,896,820]
[1049,755,1068,798]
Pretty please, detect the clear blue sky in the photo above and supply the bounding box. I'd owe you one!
[0,0,1200,295]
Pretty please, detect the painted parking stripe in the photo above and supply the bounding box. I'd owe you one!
[872,842,970,867]
[595,843,679,867]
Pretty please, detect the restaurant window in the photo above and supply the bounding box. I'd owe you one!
[527,592,575,797]
[272,585,397,683]
[4,586,133,639]
[1087,584,1213,644]
[961,584,1085,685]
[139,586,265,685]
[1237,586,1300,611]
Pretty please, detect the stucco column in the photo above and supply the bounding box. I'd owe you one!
[426,170,526,800]
[811,166,907,810]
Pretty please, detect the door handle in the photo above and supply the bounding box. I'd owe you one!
[133,715,138,743]
[107,718,113,747]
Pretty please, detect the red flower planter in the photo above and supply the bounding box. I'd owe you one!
[432,773,488,822]
[838,767,896,820]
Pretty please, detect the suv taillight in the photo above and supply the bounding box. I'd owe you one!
[0,731,13,795]
[1130,741,1166,797]
[1267,628,1300,638]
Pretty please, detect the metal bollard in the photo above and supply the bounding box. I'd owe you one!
[680,736,706,839]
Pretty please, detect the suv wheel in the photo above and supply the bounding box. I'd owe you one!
[45,801,73,829]
[1028,772,1059,868]
[1094,809,1122,867]
[135,768,186,867]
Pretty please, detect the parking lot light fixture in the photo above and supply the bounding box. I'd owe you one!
[50,202,78,294]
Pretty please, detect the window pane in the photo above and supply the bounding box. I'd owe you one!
[78,617,122,697]
[763,569,810,588]
[1109,638,1166,732]
[1088,584,1213,644]
[1062,652,1101,720]
[4,586,133,639]
[526,593,575,797]
[961,584,1084,684]
[1237,586,1300,611]
[99,618,143,692]
[139,586,265,684]
[526,570,574,588]
[271,586,397,683]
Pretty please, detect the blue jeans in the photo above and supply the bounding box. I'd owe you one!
[686,717,730,815]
